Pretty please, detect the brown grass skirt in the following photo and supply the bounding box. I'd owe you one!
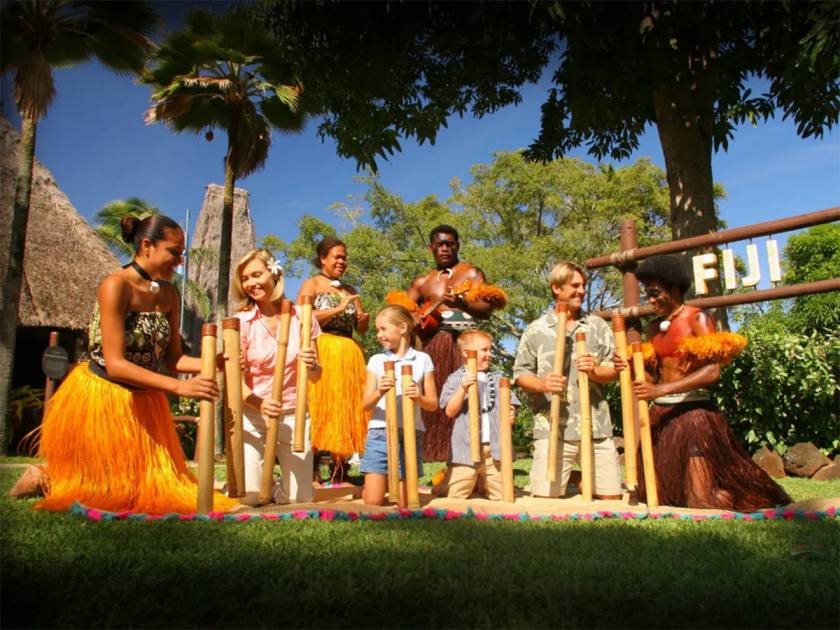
[421,330,462,461]
[637,401,791,512]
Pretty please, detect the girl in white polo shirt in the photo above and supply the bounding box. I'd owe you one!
[361,305,437,508]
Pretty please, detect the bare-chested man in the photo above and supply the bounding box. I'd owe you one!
[403,225,500,461]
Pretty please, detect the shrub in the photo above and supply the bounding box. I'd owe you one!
[715,326,840,454]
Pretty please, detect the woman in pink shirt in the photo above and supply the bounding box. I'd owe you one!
[232,249,322,504]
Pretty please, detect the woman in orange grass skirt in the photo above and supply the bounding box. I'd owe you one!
[33,214,237,514]
[615,255,790,512]
[298,237,371,479]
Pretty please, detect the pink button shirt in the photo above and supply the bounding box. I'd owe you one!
[235,304,321,411]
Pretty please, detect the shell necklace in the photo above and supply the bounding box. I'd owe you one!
[659,304,685,332]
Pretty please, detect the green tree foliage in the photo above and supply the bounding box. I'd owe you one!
[263,0,838,246]
[783,224,840,335]
[261,1,552,171]
[143,6,305,320]
[715,324,840,454]
[0,0,158,451]
[527,1,840,243]
[269,153,671,364]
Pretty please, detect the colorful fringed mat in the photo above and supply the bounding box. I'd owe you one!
[69,501,838,523]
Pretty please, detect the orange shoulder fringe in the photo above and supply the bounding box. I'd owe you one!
[678,332,747,366]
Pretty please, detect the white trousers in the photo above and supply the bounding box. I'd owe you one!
[241,408,313,505]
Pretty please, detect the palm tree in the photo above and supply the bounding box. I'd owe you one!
[143,6,306,322]
[0,0,158,451]
[92,198,215,319]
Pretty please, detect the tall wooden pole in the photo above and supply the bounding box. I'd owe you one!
[499,377,514,503]
[383,360,400,503]
[400,365,420,508]
[631,342,659,508]
[197,323,217,514]
[293,295,313,452]
[548,302,568,481]
[575,332,593,503]
[466,349,481,464]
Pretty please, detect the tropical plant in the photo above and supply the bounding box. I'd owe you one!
[0,0,158,451]
[143,6,306,321]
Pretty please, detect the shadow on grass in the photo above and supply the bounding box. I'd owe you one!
[1,473,838,628]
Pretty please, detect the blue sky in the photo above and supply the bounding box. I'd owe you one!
[2,3,838,301]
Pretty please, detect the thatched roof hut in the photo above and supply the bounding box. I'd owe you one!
[0,115,120,330]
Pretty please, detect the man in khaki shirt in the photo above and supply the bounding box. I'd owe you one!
[513,261,622,499]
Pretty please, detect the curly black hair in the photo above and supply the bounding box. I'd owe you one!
[634,255,692,297]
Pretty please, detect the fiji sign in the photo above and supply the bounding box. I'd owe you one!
[692,240,782,295]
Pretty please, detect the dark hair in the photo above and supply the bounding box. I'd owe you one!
[634,255,692,297]
[313,236,346,268]
[429,224,459,243]
[120,214,181,252]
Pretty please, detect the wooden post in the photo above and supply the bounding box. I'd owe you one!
[293,295,313,453]
[197,323,217,515]
[612,313,637,493]
[575,332,593,503]
[259,300,293,504]
[499,377,514,503]
[466,349,481,464]
[400,364,420,508]
[548,301,568,481]
[43,331,59,411]
[222,318,245,498]
[631,342,659,508]
[383,360,400,503]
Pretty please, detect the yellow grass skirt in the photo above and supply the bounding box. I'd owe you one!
[308,333,370,458]
[35,363,237,514]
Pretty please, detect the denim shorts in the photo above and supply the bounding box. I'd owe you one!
[360,427,424,480]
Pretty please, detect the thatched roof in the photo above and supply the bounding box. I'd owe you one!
[0,116,120,330]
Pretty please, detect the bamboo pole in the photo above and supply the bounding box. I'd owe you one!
[499,377,514,503]
[548,301,568,481]
[259,300,293,504]
[401,364,420,508]
[222,318,245,498]
[196,323,217,515]
[293,295,313,453]
[466,349,481,464]
[612,313,637,492]
[631,342,659,508]
[383,360,400,503]
[575,332,593,503]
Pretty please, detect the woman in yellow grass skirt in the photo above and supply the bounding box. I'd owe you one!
[298,238,371,479]
[33,214,237,514]
[614,255,790,512]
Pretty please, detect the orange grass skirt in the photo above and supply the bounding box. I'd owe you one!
[35,363,237,514]
[308,333,370,458]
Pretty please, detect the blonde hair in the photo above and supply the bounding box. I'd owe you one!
[549,261,587,289]
[232,248,285,311]
[457,329,493,348]
[376,305,416,335]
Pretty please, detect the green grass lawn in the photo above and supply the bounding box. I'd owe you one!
[1,461,838,628]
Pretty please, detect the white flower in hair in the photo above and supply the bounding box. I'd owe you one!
[267,258,283,276]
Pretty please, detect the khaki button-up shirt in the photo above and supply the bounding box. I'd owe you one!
[513,310,615,440]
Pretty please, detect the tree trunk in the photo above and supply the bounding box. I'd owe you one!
[0,115,38,453]
[653,82,729,329]
[214,120,238,455]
